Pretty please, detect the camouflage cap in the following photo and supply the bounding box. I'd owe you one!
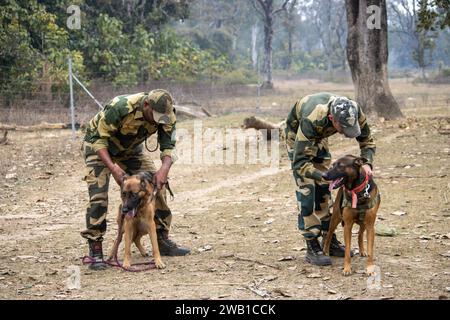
[331,97,361,138]
[147,89,175,124]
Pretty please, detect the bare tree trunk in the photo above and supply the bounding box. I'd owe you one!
[262,2,274,89]
[345,0,403,119]
[287,31,293,70]
[252,24,259,70]
[254,0,289,89]
[326,1,333,76]
[283,0,298,71]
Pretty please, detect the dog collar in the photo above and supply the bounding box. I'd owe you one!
[344,166,371,209]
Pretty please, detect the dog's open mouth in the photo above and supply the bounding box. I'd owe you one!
[122,207,138,218]
[329,177,344,191]
[128,208,137,218]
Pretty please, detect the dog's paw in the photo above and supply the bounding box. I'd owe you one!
[359,251,368,257]
[366,265,376,276]
[155,259,166,269]
[342,266,352,276]
[122,260,131,269]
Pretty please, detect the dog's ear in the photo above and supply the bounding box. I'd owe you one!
[353,157,368,167]
[139,172,154,190]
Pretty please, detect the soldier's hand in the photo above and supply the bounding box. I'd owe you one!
[111,164,126,187]
[362,164,373,176]
[153,168,169,190]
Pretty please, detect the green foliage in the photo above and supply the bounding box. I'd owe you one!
[0,0,84,103]
[216,68,258,85]
[0,0,234,95]
[417,0,450,31]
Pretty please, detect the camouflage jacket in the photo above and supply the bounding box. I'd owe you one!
[285,92,376,181]
[84,92,176,161]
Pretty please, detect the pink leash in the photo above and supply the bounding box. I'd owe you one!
[81,255,156,272]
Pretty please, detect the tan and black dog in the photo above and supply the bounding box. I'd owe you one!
[322,155,380,276]
[108,172,165,269]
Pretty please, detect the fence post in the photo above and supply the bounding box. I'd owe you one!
[68,57,76,140]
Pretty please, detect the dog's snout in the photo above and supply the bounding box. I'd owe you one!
[322,171,332,181]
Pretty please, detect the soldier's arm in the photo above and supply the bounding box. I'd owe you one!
[292,119,323,181]
[153,122,176,189]
[157,121,177,162]
[88,103,129,185]
[97,148,125,186]
[285,101,301,162]
[356,107,376,168]
[90,104,128,153]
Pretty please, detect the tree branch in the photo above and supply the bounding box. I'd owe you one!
[252,0,266,18]
[274,0,290,15]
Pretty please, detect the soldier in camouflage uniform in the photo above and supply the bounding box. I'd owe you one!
[285,92,376,266]
[81,89,190,270]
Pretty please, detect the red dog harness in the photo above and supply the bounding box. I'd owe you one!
[344,166,371,209]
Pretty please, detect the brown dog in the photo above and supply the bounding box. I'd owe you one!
[108,172,165,269]
[322,155,380,276]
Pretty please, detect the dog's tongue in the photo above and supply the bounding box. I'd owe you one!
[329,177,343,191]
[128,208,137,218]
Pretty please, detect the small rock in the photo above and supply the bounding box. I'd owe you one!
[263,275,278,282]
[16,255,37,260]
[307,273,322,278]
[392,211,407,216]
[376,225,397,237]
[5,173,17,180]
[258,197,274,203]
[264,218,275,225]
[198,245,213,252]
[272,288,291,297]
[278,256,295,262]
[328,289,337,294]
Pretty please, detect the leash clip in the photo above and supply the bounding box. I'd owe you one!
[363,183,371,199]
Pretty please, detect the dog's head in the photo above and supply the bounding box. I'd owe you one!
[322,155,367,190]
[121,172,155,217]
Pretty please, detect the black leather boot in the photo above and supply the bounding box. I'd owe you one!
[88,240,107,270]
[322,233,354,257]
[157,230,191,256]
[305,238,332,266]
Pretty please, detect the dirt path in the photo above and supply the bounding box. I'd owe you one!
[0,110,449,300]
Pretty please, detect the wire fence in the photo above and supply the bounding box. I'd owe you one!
[0,59,449,127]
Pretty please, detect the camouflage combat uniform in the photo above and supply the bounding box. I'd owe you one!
[285,92,376,240]
[80,92,177,242]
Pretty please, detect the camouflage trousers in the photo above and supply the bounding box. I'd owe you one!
[292,141,332,240]
[80,142,172,242]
